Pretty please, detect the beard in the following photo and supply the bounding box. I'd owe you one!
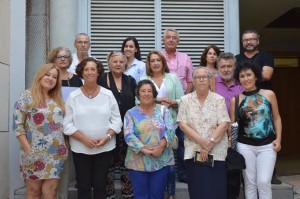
[244,44,258,52]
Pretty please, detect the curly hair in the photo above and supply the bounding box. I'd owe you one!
[47,47,73,68]
[76,57,104,78]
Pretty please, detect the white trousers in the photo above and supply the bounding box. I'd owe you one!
[237,142,276,199]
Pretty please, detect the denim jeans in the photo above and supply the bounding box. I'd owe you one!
[176,127,187,181]
[166,165,176,196]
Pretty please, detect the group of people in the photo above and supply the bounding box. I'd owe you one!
[13,28,282,199]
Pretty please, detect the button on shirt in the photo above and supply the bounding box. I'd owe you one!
[215,76,244,112]
[177,91,230,161]
[161,50,193,94]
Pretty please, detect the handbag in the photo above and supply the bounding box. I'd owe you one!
[160,105,178,149]
[231,95,239,150]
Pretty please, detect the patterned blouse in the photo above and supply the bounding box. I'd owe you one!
[124,104,175,172]
[13,90,67,180]
[177,91,230,161]
[238,89,275,146]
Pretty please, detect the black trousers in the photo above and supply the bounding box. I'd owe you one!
[72,151,113,199]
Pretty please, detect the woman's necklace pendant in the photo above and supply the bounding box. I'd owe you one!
[88,94,93,99]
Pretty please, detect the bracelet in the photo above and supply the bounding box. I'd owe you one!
[210,137,215,143]
[107,134,112,140]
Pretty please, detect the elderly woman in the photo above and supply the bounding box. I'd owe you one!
[47,47,82,88]
[230,61,282,199]
[47,47,83,199]
[177,67,230,199]
[200,45,221,92]
[63,57,122,199]
[13,63,67,199]
[140,50,184,199]
[124,80,175,199]
[97,51,136,199]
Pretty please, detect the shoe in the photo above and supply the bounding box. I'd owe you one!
[271,176,282,184]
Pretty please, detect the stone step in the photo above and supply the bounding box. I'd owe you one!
[14,180,295,199]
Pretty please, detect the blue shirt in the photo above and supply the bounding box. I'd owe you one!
[124,58,146,83]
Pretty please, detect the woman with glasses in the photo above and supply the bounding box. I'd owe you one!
[177,67,230,199]
[47,47,83,199]
[140,50,184,199]
[200,45,221,92]
[47,47,82,88]
[97,52,136,199]
[121,37,146,83]
[64,57,122,199]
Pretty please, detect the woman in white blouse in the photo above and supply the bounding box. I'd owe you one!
[63,57,122,199]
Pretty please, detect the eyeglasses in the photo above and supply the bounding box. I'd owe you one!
[75,41,90,45]
[242,38,258,43]
[194,75,209,81]
[56,56,70,60]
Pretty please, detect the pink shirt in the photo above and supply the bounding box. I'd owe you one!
[161,50,193,93]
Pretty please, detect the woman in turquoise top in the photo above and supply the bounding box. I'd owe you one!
[124,79,175,199]
[230,61,282,199]
[140,50,184,199]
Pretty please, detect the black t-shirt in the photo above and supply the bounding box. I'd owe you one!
[236,52,274,90]
[62,74,83,87]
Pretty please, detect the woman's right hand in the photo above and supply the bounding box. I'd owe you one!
[83,137,99,149]
[23,144,32,154]
[140,147,153,156]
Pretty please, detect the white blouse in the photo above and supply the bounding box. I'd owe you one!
[63,87,122,155]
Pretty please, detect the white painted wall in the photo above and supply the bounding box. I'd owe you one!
[0,0,10,198]
[9,0,26,198]
[224,0,240,54]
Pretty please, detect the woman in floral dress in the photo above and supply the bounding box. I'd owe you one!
[13,63,68,199]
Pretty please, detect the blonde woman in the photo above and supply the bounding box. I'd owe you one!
[13,63,68,199]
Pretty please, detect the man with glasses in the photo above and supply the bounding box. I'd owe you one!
[236,30,281,185]
[236,29,274,90]
[68,33,91,74]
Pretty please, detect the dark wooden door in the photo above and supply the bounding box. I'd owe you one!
[272,67,300,154]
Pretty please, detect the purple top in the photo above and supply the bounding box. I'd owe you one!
[215,76,244,112]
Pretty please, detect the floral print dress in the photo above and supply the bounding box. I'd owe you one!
[13,90,67,180]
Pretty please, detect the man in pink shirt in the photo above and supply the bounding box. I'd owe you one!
[161,28,194,199]
[161,29,194,94]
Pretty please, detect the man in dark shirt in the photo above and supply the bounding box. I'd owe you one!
[236,29,281,185]
[236,29,274,90]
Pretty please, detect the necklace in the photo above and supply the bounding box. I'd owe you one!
[82,85,98,99]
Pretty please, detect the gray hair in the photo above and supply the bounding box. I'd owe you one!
[216,52,237,68]
[193,66,211,78]
[74,33,90,43]
[163,28,180,39]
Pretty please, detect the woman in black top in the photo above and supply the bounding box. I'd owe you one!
[48,47,83,88]
[98,51,136,199]
[47,46,83,199]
